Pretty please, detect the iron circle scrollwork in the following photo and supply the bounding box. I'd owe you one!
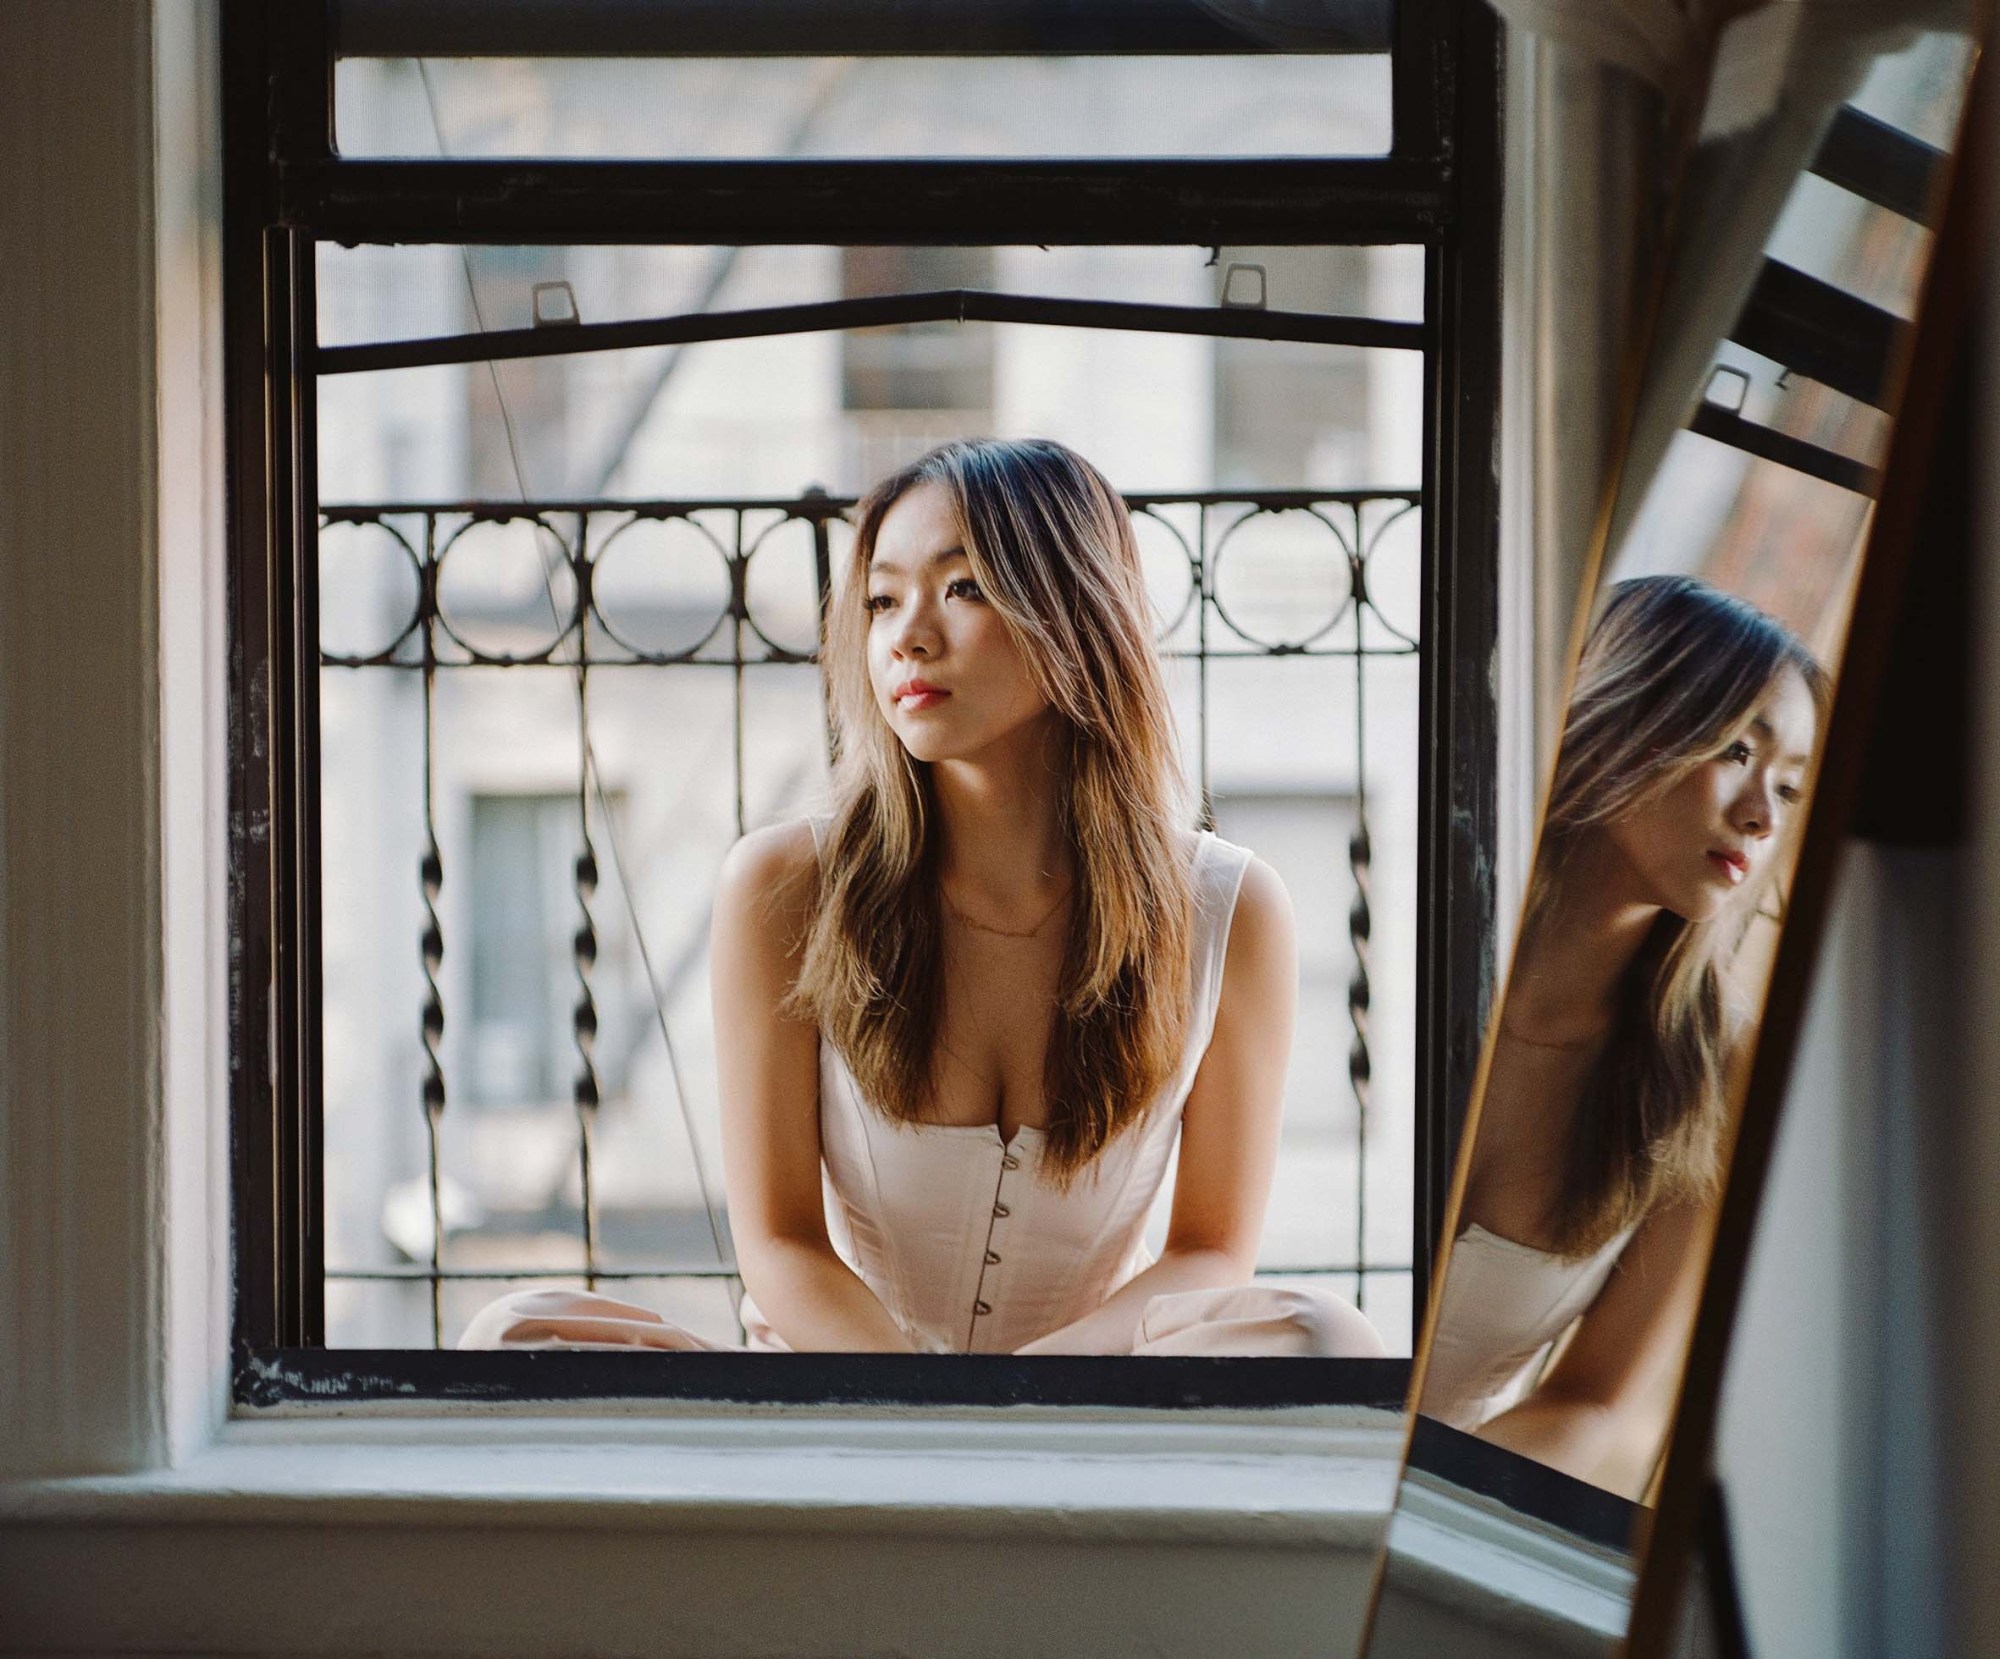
[1207,501,1360,653]
[1350,497,1422,651]
[318,514,427,666]
[740,508,834,663]
[1127,504,1201,644]
[431,512,582,665]
[589,509,736,663]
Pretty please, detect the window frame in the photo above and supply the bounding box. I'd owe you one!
[225,0,1501,1408]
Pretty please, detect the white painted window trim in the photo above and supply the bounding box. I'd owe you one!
[0,1416,1407,1658]
[0,1409,1403,1538]
[1377,1469,1637,1653]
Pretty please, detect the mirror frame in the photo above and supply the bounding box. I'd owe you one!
[1357,26,1988,1655]
[1625,53,1986,1651]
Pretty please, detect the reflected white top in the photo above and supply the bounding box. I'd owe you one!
[748,818,1251,1355]
[1419,1220,1639,1429]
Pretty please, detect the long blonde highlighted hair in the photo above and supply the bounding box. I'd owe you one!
[1528,576,1827,1256]
[787,439,1196,1182]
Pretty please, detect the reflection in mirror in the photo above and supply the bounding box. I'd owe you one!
[1425,574,1824,1466]
[1361,16,1978,1658]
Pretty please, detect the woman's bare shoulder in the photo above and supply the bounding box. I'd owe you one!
[1224,852,1294,959]
[1182,828,1291,934]
[715,820,821,939]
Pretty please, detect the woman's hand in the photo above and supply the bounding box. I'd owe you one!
[711,823,915,1353]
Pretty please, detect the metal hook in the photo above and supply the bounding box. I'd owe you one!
[1704,363,1751,414]
[1220,262,1269,310]
[532,280,581,328]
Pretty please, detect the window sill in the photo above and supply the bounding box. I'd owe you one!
[0,1407,1406,1658]
[1,1406,1402,1541]
[1374,1470,1638,1657]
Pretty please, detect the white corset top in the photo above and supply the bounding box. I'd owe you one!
[800,819,1253,1355]
[1419,1220,1640,1428]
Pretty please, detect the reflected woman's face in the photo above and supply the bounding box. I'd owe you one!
[1604,664,1818,922]
[864,480,1052,765]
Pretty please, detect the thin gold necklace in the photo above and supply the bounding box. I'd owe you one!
[943,881,1071,939]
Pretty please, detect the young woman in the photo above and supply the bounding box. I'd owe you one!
[1420,575,1825,1483]
[462,438,1384,1358]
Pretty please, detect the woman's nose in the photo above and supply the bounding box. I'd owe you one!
[1732,775,1776,836]
[890,597,939,657]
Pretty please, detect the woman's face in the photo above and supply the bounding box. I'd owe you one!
[864,480,1053,766]
[1603,664,1818,922]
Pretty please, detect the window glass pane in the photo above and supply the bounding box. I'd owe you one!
[841,247,997,414]
[1703,341,1891,470]
[316,241,1425,498]
[1848,28,1976,150]
[314,242,1424,351]
[1618,430,1869,657]
[335,53,1392,161]
[1764,33,1972,324]
[466,793,557,1104]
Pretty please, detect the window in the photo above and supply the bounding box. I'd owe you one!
[1211,245,1377,490]
[467,793,581,1108]
[230,0,1500,1405]
[841,245,998,484]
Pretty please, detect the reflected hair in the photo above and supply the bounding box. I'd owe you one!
[786,438,1196,1183]
[1528,575,1827,1256]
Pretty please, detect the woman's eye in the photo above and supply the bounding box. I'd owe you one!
[865,593,895,613]
[1722,740,1752,765]
[946,577,983,601]
[1777,782,1803,805]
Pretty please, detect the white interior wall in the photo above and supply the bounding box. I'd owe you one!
[1714,654,1987,1659]
[0,0,176,1480]
[1714,843,1876,1659]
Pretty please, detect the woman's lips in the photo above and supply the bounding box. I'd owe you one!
[893,687,950,712]
[1707,850,1748,883]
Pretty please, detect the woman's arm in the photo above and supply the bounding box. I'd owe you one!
[1013,855,1299,1356]
[711,823,915,1352]
[1471,1196,1712,1487]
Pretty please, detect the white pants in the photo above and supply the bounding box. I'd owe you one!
[458,1281,1387,1357]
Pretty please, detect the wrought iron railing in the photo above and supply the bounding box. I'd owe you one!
[319,486,1422,1346]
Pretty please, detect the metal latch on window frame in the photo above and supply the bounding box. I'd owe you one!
[532,280,581,328]
[1220,262,1269,310]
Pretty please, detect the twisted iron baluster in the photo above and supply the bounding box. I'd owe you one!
[1348,510,1373,1315]
[1348,822,1372,1305]
[421,832,446,1345]
[573,836,602,1290]
[419,514,447,1347]
[573,538,603,1292]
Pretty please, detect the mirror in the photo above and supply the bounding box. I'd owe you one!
[1360,15,1980,1656]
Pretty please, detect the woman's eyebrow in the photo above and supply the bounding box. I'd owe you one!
[868,545,969,574]
[1747,714,1815,768]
